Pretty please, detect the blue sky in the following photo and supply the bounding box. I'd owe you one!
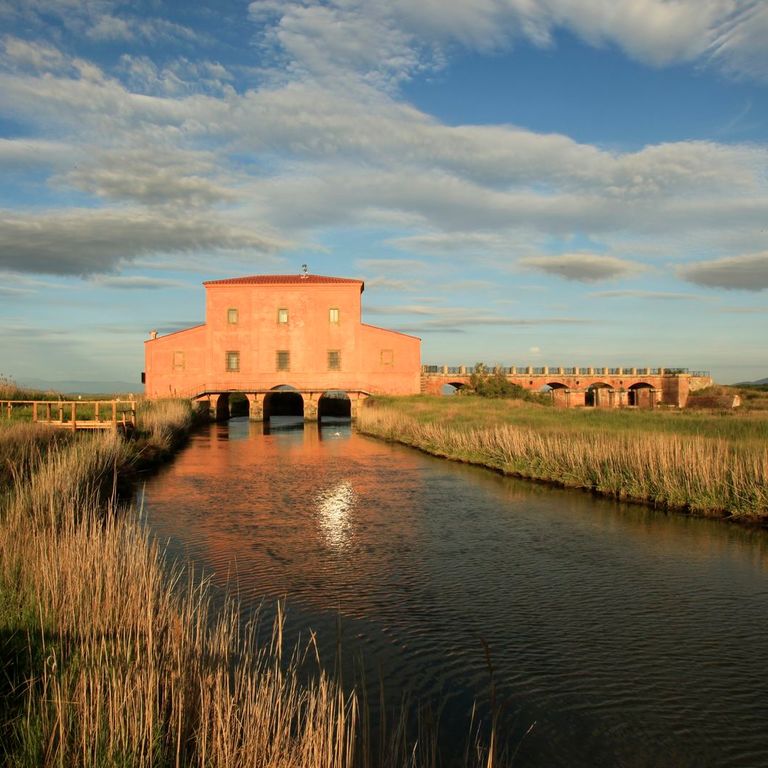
[1,0,767,386]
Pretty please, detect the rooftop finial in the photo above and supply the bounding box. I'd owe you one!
[301,263,308,279]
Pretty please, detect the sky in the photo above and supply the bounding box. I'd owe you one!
[1,0,767,387]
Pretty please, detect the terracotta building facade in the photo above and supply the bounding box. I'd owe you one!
[143,274,422,417]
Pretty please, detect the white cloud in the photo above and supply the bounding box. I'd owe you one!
[0,3,766,293]
[248,0,768,83]
[519,252,646,282]
[678,251,768,291]
[57,146,238,207]
[0,209,285,275]
[2,35,67,71]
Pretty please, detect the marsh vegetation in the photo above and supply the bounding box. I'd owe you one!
[358,396,768,522]
[0,396,504,767]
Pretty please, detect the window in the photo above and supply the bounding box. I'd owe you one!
[173,351,185,370]
[225,351,240,372]
[277,308,289,324]
[328,350,341,370]
[380,349,394,366]
[227,308,238,324]
[276,350,290,371]
[329,307,340,324]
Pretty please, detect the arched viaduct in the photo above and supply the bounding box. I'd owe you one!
[421,365,713,408]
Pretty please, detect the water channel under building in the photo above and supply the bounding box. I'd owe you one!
[138,417,768,767]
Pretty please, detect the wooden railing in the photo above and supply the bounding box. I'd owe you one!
[0,400,137,431]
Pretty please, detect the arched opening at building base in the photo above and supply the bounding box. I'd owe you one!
[263,385,304,426]
[543,381,568,406]
[628,382,654,407]
[318,391,351,422]
[442,382,467,396]
[228,392,250,417]
[586,383,614,407]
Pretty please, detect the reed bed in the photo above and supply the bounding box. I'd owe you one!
[372,395,768,443]
[358,402,768,522]
[1,402,505,767]
[136,398,194,450]
[0,422,74,492]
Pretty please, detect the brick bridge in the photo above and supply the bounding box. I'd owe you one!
[421,365,713,407]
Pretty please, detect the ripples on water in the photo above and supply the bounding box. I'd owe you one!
[140,418,768,767]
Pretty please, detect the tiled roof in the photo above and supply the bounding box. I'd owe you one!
[203,274,363,286]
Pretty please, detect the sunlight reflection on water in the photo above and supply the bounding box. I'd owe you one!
[316,479,355,550]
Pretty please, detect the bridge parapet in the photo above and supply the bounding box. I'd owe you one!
[420,365,713,408]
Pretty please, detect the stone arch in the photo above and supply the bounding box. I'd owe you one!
[228,392,250,417]
[263,385,304,421]
[628,382,654,407]
[215,392,230,421]
[542,381,568,405]
[586,382,613,407]
[318,390,351,421]
[442,381,467,395]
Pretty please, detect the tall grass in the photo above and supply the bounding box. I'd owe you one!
[369,395,768,443]
[0,423,74,492]
[0,402,505,767]
[358,400,768,522]
[136,398,195,452]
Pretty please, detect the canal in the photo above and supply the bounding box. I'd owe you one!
[139,418,768,767]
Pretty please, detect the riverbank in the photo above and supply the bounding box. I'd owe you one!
[357,397,768,524]
[0,400,502,767]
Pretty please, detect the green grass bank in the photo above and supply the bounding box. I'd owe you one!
[0,398,504,767]
[357,396,768,524]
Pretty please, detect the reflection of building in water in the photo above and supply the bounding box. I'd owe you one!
[141,422,434,619]
[143,273,421,419]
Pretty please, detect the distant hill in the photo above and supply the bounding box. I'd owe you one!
[735,377,768,386]
[19,378,143,395]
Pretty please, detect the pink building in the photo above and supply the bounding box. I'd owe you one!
[143,273,421,420]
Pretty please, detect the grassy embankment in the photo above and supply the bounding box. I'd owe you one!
[0,398,503,767]
[358,396,768,524]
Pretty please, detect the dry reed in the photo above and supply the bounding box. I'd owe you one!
[1,403,505,767]
[357,403,768,521]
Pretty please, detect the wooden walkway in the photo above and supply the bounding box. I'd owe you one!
[0,400,137,431]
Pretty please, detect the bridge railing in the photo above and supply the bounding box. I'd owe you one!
[421,365,710,378]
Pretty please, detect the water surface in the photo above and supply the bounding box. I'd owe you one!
[140,419,768,767]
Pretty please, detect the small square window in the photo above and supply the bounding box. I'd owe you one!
[227,308,238,324]
[328,350,341,370]
[173,351,185,370]
[380,349,394,366]
[329,307,340,324]
[225,351,240,372]
[277,308,289,324]
[276,350,290,371]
